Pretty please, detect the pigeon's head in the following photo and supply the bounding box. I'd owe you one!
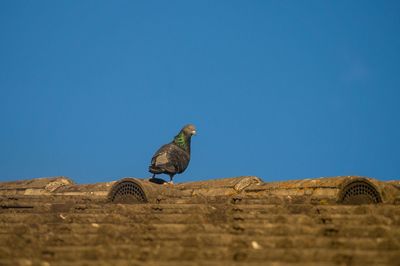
[182,124,196,136]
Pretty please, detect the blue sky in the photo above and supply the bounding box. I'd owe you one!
[0,1,399,184]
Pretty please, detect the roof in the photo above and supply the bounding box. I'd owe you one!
[0,176,399,266]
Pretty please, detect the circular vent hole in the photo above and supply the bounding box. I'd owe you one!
[339,180,381,205]
[109,181,147,203]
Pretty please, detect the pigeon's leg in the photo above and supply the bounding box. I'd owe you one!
[151,173,156,179]
[169,175,174,185]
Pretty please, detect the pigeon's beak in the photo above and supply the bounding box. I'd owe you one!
[191,130,197,136]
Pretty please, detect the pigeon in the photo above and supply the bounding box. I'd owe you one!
[149,124,196,184]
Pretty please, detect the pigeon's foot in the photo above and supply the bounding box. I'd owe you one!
[163,181,174,185]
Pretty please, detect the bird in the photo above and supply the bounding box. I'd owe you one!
[149,124,196,184]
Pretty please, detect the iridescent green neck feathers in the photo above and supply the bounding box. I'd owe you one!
[173,131,190,151]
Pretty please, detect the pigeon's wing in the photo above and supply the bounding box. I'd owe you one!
[168,144,190,174]
[149,144,177,174]
[149,143,190,175]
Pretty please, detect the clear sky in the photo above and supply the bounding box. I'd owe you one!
[0,1,399,184]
